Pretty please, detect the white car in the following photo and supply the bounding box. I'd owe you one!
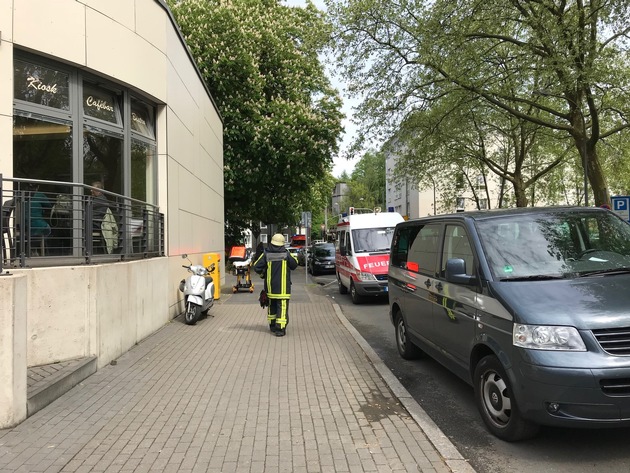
[286,246,300,260]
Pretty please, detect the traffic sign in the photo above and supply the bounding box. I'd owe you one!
[612,196,630,222]
[301,211,311,228]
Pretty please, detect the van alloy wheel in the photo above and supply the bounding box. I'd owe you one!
[395,312,421,360]
[473,355,538,441]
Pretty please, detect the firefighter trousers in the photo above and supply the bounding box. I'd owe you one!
[268,298,290,330]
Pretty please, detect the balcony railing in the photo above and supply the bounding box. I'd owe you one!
[1,175,164,271]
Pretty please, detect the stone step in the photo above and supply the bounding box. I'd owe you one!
[27,356,97,417]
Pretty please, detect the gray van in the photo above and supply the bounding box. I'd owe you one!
[388,206,630,441]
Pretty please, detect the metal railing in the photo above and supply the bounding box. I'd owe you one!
[1,175,164,271]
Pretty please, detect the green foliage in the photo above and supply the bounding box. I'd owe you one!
[328,0,630,206]
[167,0,343,236]
[332,150,386,213]
[351,150,386,207]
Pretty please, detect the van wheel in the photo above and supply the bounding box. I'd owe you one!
[474,355,539,441]
[337,273,348,294]
[350,281,362,304]
[395,312,422,360]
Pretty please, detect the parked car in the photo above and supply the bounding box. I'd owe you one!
[308,242,336,275]
[286,246,299,261]
[388,206,630,441]
[296,246,310,266]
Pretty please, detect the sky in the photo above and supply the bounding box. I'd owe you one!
[331,79,361,178]
[282,0,361,178]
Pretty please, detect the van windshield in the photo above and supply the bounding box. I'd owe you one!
[476,211,630,280]
[352,227,396,253]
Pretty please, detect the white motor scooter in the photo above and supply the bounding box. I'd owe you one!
[179,254,216,325]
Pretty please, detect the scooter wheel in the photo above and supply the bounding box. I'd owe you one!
[184,302,201,325]
[249,287,254,293]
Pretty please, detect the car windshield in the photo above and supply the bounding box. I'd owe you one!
[313,244,335,257]
[352,227,396,253]
[476,210,630,280]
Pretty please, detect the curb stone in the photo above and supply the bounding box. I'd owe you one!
[332,303,477,473]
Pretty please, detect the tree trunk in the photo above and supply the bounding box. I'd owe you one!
[584,143,609,207]
[512,175,528,207]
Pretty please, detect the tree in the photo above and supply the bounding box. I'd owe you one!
[168,0,343,241]
[351,150,386,208]
[393,90,568,207]
[327,0,630,206]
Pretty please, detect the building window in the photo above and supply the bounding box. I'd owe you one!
[260,234,268,243]
[131,97,155,139]
[455,173,465,189]
[83,83,121,125]
[479,198,488,210]
[13,53,157,204]
[131,139,157,205]
[13,114,73,186]
[14,59,70,111]
[83,125,124,194]
[476,174,487,190]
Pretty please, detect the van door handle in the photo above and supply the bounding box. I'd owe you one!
[424,279,431,288]
[435,282,443,292]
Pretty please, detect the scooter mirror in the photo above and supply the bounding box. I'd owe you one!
[181,254,188,259]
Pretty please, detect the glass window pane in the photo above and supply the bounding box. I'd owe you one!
[131,97,155,139]
[351,226,396,253]
[441,225,475,276]
[83,126,123,195]
[83,84,120,124]
[13,115,73,184]
[14,59,70,110]
[131,139,157,205]
[408,224,441,275]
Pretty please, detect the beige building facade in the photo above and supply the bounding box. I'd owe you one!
[385,148,502,218]
[0,0,224,427]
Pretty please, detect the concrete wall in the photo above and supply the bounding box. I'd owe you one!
[0,274,27,428]
[0,257,196,427]
[14,259,170,369]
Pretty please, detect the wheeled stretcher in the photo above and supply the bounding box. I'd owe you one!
[229,246,254,293]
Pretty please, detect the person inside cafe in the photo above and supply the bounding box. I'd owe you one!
[25,182,52,256]
[91,181,118,254]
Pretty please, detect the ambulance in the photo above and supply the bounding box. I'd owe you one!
[335,208,404,303]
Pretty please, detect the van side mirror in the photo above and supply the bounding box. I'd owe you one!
[445,258,477,286]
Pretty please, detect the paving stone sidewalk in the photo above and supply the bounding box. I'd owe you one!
[0,283,472,472]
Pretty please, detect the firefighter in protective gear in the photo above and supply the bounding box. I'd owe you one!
[253,233,298,337]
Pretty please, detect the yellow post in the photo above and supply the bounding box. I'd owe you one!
[202,252,221,300]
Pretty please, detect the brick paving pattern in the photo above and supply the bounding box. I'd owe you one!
[0,284,462,472]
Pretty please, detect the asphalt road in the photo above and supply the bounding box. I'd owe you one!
[306,268,630,473]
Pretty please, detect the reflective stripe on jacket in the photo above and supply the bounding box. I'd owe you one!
[253,245,298,299]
